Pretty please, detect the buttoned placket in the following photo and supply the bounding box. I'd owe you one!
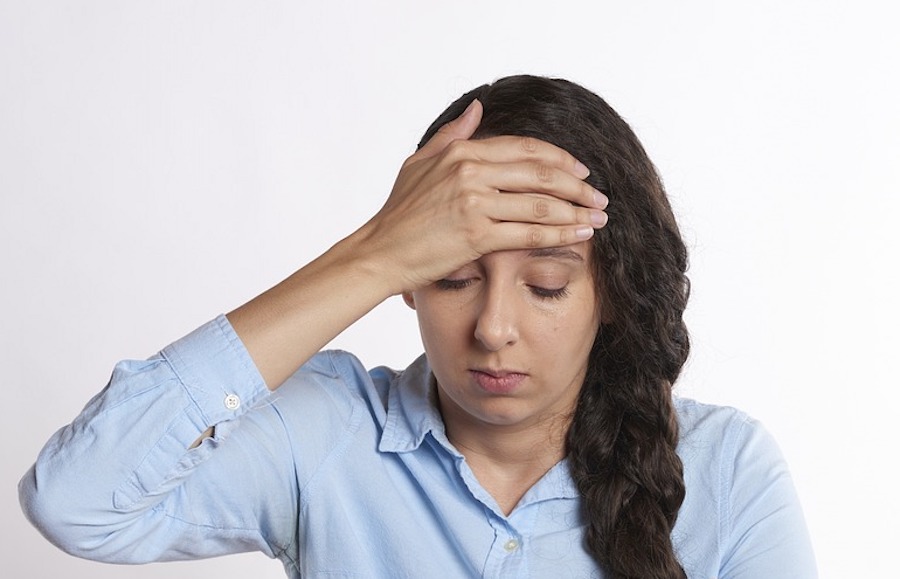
[480,499,547,579]
[481,515,525,578]
[446,455,543,578]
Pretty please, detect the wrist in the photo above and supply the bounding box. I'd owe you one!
[328,222,405,299]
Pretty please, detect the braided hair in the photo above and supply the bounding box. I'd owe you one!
[419,76,690,578]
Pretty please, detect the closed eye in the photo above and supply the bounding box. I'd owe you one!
[435,278,477,291]
[529,285,570,300]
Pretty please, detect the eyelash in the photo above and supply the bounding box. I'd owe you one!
[434,278,476,291]
[529,285,570,300]
[434,279,570,300]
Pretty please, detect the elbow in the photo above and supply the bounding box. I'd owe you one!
[19,463,168,564]
[19,463,86,558]
[19,463,120,562]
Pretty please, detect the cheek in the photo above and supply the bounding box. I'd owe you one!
[415,300,471,350]
[540,305,599,359]
[533,316,587,354]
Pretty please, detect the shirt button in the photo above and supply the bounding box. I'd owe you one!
[223,394,241,410]
[503,539,520,553]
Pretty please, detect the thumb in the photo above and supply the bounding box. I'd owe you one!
[414,99,482,160]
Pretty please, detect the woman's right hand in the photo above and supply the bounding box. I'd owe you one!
[228,99,609,389]
[356,99,609,295]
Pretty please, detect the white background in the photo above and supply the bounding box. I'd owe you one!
[2,1,897,577]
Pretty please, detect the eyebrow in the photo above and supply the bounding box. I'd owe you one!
[527,247,585,262]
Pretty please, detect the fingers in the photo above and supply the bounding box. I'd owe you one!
[484,193,609,229]
[483,222,596,253]
[414,99,483,162]
[381,114,612,285]
[444,135,591,181]
[447,157,608,210]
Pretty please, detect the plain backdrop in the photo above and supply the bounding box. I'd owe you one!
[2,1,897,577]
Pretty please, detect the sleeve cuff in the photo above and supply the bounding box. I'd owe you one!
[161,314,271,427]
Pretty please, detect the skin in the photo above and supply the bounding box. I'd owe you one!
[222,100,610,507]
[404,244,600,513]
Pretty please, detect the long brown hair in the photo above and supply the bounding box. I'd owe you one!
[419,76,690,578]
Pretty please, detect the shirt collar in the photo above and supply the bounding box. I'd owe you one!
[378,354,449,454]
[376,353,580,501]
[521,459,580,503]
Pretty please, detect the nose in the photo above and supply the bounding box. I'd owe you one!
[473,285,519,351]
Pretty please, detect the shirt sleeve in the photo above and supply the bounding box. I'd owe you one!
[718,415,818,578]
[18,315,300,564]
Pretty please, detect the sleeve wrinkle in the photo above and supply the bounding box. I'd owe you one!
[20,317,281,564]
[295,352,369,496]
[719,414,748,544]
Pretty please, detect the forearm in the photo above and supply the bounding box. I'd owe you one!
[225,104,606,392]
[227,226,395,390]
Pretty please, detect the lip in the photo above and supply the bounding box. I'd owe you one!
[469,369,527,395]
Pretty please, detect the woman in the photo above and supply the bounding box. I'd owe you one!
[20,76,816,578]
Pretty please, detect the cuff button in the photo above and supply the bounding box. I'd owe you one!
[224,394,241,410]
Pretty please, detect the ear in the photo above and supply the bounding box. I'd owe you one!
[401,291,416,310]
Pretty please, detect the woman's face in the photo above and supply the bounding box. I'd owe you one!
[404,242,601,434]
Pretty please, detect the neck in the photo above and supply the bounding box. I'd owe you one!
[437,390,571,514]
[446,415,569,467]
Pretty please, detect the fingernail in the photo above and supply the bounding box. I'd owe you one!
[590,210,608,228]
[575,226,594,240]
[574,160,590,179]
[462,99,479,116]
[593,190,609,209]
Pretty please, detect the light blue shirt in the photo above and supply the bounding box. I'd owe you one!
[20,316,817,578]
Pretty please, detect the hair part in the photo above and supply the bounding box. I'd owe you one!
[419,76,690,579]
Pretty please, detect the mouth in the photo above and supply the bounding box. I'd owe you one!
[469,368,528,394]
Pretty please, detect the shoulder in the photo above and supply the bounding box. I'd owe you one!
[674,397,788,478]
[274,350,399,423]
[674,398,795,506]
[674,397,774,465]
[673,397,817,577]
[674,396,753,439]
[258,351,404,486]
[674,397,790,501]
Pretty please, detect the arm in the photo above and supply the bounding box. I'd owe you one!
[19,317,295,562]
[228,99,608,389]
[20,100,608,562]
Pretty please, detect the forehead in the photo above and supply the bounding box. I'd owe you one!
[479,241,592,267]
[527,247,587,262]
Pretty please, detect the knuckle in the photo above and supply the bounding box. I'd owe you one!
[467,224,486,246]
[525,226,543,248]
[581,204,593,221]
[534,163,553,184]
[519,136,539,154]
[457,191,482,215]
[570,206,583,223]
[443,139,470,162]
[533,198,550,218]
[445,139,465,154]
[453,159,479,181]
